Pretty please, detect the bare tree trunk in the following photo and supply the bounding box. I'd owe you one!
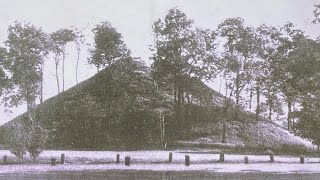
[40,63,44,103]
[287,100,292,131]
[174,76,177,103]
[235,74,240,106]
[268,102,272,121]
[255,85,260,121]
[76,45,80,84]
[26,88,36,133]
[222,80,233,144]
[268,88,272,121]
[292,105,295,130]
[249,87,253,110]
[186,92,191,105]
[225,80,228,101]
[186,92,192,130]
[235,69,240,121]
[159,111,166,148]
[55,58,60,94]
[222,83,227,144]
[292,118,295,130]
[62,50,66,92]
[40,82,43,103]
[219,78,222,94]
[177,82,182,123]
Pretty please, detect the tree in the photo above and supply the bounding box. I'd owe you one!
[88,21,131,129]
[273,22,305,130]
[255,24,283,121]
[0,47,8,96]
[292,37,320,146]
[5,122,28,161]
[294,3,320,146]
[296,94,320,149]
[88,21,130,71]
[2,22,49,160]
[4,22,49,110]
[151,8,217,134]
[50,28,78,93]
[312,4,320,24]
[218,17,256,120]
[74,29,84,84]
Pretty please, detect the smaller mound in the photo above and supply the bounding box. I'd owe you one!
[177,119,315,154]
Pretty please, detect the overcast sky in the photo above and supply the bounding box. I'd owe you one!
[0,0,319,124]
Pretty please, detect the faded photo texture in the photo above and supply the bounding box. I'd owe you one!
[0,0,320,179]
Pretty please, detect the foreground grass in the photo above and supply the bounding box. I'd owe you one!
[1,170,320,180]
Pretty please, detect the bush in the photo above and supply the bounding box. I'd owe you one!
[5,123,28,160]
[3,115,48,161]
[27,123,48,161]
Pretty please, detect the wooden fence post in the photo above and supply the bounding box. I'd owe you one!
[270,153,274,163]
[3,155,7,165]
[51,158,56,166]
[61,154,65,164]
[300,155,305,164]
[219,153,224,163]
[116,154,120,163]
[185,155,190,166]
[169,152,173,163]
[244,156,249,164]
[125,156,130,166]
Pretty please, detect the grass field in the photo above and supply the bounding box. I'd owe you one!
[1,171,320,180]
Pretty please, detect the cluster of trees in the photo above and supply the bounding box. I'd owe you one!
[0,21,124,159]
[150,7,320,147]
[2,4,320,158]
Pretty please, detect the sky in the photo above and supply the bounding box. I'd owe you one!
[0,0,319,124]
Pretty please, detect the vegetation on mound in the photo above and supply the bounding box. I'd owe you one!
[0,57,312,155]
[2,5,320,161]
[0,58,226,150]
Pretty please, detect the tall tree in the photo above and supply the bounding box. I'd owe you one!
[290,37,320,146]
[88,21,130,71]
[151,8,217,133]
[88,21,131,133]
[281,3,320,148]
[3,22,49,159]
[218,17,256,120]
[273,22,305,130]
[255,24,283,121]
[312,4,320,24]
[0,47,8,96]
[74,29,84,84]
[4,22,49,110]
[295,95,320,149]
[50,28,77,93]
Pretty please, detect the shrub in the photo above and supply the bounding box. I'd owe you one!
[27,122,48,161]
[3,115,48,161]
[5,123,28,161]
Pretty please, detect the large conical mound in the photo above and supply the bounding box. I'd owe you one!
[0,59,314,153]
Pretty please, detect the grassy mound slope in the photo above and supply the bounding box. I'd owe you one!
[0,59,314,153]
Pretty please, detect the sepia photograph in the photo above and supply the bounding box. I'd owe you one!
[0,0,320,179]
